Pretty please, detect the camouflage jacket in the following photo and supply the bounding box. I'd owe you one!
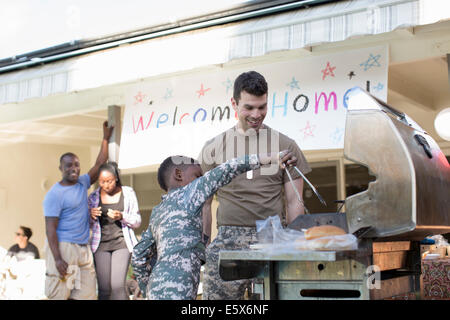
[131,154,260,296]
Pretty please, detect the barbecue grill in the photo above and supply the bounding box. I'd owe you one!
[218,87,450,300]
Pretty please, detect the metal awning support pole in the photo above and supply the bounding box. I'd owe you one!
[337,158,346,212]
[108,105,121,162]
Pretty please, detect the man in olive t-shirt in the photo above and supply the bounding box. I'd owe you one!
[198,71,311,300]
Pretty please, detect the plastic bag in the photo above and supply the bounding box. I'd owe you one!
[255,215,304,253]
[256,215,305,244]
[430,234,449,247]
[255,215,358,252]
[429,235,449,258]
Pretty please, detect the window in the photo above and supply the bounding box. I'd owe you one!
[300,160,376,215]
[121,172,164,236]
[302,163,337,214]
[345,163,376,197]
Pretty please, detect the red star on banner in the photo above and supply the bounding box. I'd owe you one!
[300,121,316,139]
[321,62,336,80]
[134,91,146,105]
[196,83,211,98]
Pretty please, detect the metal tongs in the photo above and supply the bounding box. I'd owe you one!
[280,151,327,214]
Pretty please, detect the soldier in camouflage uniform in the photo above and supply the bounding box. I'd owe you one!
[131,226,156,298]
[132,152,296,300]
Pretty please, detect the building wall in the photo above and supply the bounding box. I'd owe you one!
[0,143,91,255]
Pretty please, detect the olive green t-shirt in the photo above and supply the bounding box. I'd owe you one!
[199,125,311,227]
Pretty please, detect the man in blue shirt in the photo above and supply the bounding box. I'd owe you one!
[43,121,113,300]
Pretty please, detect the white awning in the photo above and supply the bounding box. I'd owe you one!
[0,0,448,107]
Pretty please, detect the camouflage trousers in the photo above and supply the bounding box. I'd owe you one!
[203,226,258,300]
[147,250,202,300]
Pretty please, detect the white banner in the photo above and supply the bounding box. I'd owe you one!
[119,45,388,169]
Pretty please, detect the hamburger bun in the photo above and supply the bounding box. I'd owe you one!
[305,225,347,240]
[308,236,355,251]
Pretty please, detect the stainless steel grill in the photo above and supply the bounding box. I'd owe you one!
[344,87,450,240]
[218,87,450,300]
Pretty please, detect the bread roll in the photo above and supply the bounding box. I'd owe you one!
[308,236,355,251]
[295,235,356,251]
[304,225,346,240]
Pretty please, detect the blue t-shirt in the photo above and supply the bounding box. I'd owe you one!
[43,174,91,244]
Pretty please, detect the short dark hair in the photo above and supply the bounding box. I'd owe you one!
[59,152,77,164]
[20,226,32,239]
[233,71,268,104]
[157,156,198,192]
[99,161,122,187]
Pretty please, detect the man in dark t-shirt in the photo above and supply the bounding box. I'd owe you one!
[8,226,40,261]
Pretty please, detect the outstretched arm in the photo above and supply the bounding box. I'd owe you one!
[87,121,114,185]
[185,154,260,214]
[187,151,297,213]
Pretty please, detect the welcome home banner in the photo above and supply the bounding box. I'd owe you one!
[119,45,388,169]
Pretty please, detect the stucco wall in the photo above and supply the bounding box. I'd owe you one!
[0,143,92,256]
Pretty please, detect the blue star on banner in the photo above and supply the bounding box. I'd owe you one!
[286,77,300,90]
[373,82,384,91]
[330,127,345,145]
[163,88,173,100]
[222,78,233,94]
[360,53,381,71]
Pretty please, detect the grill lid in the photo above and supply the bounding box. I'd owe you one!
[343,87,450,240]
